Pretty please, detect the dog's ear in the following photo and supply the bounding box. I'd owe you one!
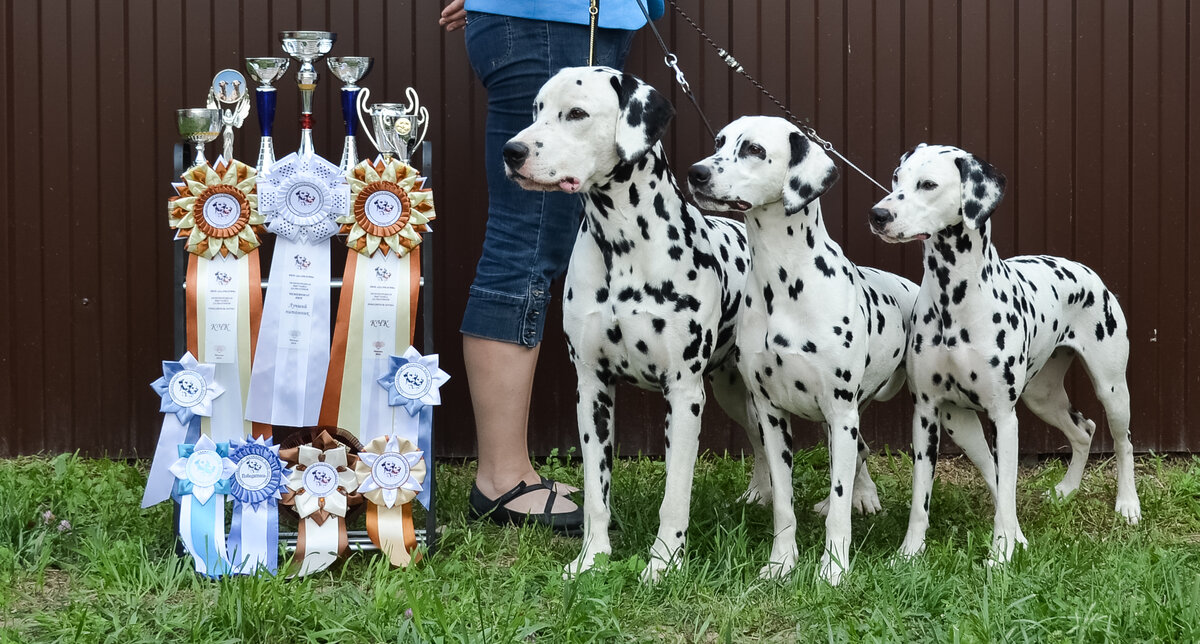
[611,73,675,163]
[954,152,1006,230]
[782,131,839,214]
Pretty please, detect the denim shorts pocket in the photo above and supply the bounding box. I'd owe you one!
[464,12,513,76]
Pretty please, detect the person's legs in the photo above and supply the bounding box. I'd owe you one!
[461,13,635,520]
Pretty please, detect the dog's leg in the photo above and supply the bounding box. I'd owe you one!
[565,373,615,578]
[641,381,706,583]
[813,431,881,516]
[819,407,861,586]
[1090,374,1141,524]
[897,400,941,559]
[710,364,771,505]
[987,407,1027,565]
[940,406,997,500]
[1021,348,1094,498]
[749,394,797,579]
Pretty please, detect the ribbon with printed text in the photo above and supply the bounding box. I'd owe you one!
[320,158,434,443]
[168,157,266,442]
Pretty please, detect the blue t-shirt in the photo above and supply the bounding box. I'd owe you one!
[465,0,665,31]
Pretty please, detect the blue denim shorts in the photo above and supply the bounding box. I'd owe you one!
[460,12,635,347]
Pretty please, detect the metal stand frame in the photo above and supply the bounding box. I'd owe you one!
[171,143,438,559]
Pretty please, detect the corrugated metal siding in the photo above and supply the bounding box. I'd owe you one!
[0,1,1196,458]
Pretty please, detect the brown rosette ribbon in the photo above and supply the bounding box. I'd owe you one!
[280,429,363,576]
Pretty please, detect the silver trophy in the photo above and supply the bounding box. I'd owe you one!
[280,30,337,159]
[357,87,429,163]
[206,69,251,163]
[245,57,290,175]
[327,56,373,175]
[176,108,223,166]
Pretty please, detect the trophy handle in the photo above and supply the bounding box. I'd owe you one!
[357,87,380,154]
[414,106,430,153]
[404,87,422,119]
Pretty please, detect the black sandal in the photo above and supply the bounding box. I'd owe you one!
[468,476,583,536]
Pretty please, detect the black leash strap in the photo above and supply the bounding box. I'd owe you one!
[632,0,716,138]
[637,0,888,192]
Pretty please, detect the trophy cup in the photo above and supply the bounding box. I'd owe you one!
[279,30,336,159]
[245,57,290,175]
[206,69,251,163]
[356,87,429,163]
[176,108,223,166]
[327,56,373,175]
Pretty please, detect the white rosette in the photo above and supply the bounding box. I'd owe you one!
[246,152,349,427]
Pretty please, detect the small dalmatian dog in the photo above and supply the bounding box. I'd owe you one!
[869,144,1142,565]
[688,116,917,585]
[503,67,766,582]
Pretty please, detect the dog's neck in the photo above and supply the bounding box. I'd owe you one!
[917,220,1006,334]
[743,197,833,269]
[581,144,699,255]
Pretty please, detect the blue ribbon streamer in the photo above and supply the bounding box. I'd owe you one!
[226,439,290,575]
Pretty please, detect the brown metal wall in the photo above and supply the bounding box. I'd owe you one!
[1,1,1196,458]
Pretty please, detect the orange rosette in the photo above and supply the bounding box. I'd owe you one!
[279,428,364,576]
[339,158,435,257]
[168,158,263,258]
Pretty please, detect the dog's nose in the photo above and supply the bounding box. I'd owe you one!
[502,141,530,170]
[688,163,711,186]
[869,207,895,228]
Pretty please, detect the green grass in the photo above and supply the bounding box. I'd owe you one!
[1,449,1199,642]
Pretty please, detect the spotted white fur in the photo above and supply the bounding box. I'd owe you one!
[689,116,917,585]
[870,144,1141,566]
[504,67,763,583]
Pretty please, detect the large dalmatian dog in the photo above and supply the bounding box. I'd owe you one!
[869,144,1141,565]
[503,66,775,582]
[688,116,917,585]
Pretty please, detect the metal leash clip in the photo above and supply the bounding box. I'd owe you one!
[664,53,691,95]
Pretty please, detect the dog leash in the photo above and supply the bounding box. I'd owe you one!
[633,0,889,193]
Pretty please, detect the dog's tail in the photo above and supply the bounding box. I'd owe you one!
[873,367,907,402]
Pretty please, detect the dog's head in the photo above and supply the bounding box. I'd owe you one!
[503,66,675,194]
[869,144,1006,243]
[686,116,838,215]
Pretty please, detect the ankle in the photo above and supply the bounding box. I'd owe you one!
[475,467,540,499]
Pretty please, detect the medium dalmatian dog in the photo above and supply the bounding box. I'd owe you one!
[688,116,917,585]
[869,144,1142,565]
[503,67,769,582]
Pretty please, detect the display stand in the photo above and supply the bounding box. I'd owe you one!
[171,142,439,558]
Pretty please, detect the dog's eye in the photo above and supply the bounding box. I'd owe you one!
[566,108,589,121]
[739,141,766,159]
[714,135,725,150]
[917,179,938,191]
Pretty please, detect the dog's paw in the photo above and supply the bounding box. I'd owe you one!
[819,552,849,587]
[812,496,831,517]
[759,542,799,580]
[893,540,926,564]
[852,484,883,515]
[563,549,606,580]
[1115,496,1142,525]
[987,532,1027,566]
[737,485,771,506]
[639,556,677,584]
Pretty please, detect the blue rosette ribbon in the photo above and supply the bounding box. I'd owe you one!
[169,435,236,577]
[376,346,449,509]
[226,436,291,575]
[142,352,225,508]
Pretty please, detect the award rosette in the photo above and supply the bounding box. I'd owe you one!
[375,346,447,510]
[246,151,349,428]
[321,158,435,442]
[279,430,362,576]
[143,352,225,508]
[168,158,266,441]
[169,435,237,577]
[354,435,426,567]
[226,437,291,575]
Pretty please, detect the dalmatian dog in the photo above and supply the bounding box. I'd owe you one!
[687,116,917,585]
[503,67,771,583]
[869,144,1142,565]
